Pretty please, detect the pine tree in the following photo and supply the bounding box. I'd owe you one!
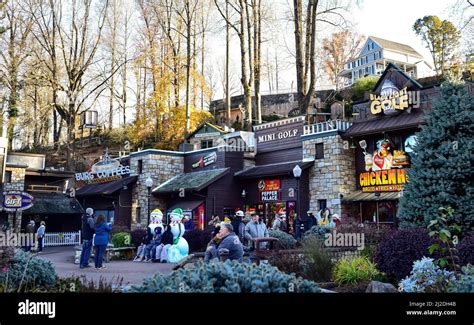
[398,81,474,234]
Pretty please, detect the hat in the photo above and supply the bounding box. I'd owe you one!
[86,207,94,215]
[220,222,233,233]
[29,220,35,225]
[307,210,314,215]
[236,210,244,217]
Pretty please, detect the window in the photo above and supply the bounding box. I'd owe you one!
[201,140,213,149]
[318,199,327,211]
[315,143,324,159]
[137,160,143,174]
[95,209,115,224]
[136,207,141,223]
[4,171,11,183]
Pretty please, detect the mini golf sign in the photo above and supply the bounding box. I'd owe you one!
[2,192,34,212]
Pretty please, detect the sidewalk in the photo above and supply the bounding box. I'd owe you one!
[37,246,176,287]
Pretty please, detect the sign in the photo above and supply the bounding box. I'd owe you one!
[359,139,410,192]
[257,129,299,143]
[260,190,281,202]
[75,149,130,185]
[258,179,281,191]
[370,80,409,115]
[192,152,217,169]
[2,192,34,212]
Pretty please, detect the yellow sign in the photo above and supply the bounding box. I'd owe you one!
[359,169,409,192]
[370,87,409,115]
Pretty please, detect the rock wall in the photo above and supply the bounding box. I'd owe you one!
[302,133,356,218]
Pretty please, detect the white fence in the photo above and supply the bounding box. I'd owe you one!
[44,231,81,247]
[303,119,352,135]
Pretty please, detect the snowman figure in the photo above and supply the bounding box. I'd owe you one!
[166,208,189,263]
[148,209,164,234]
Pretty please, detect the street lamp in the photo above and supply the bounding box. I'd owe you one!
[145,177,153,225]
[293,164,302,222]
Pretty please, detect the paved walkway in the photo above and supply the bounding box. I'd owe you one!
[37,246,176,287]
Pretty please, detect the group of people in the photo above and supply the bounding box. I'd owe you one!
[203,211,273,263]
[79,207,113,269]
[133,223,175,263]
[24,220,46,252]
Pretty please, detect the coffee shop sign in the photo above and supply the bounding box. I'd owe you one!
[75,158,130,183]
[258,129,298,143]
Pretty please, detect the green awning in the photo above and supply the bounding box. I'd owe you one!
[153,168,230,194]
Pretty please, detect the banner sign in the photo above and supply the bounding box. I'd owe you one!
[192,152,217,169]
[359,139,410,192]
[258,179,281,191]
[2,192,34,212]
[257,129,299,143]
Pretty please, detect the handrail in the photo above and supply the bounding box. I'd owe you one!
[303,119,352,136]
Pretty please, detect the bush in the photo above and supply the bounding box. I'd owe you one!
[111,232,131,248]
[130,228,147,248]
[448,264,474,293]
[458,233,474,266]
[374,228,436,281]
[303,225,331,240]
[398,257,456,293]
[0,250,57,292]
[301,236,334,282]
[269,230,297,249]
[183,229,213,253]
[333,256,380,286]
[131,260,322,293]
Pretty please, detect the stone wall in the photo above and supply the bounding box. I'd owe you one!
[302,133,356,218]
[129,153,184,229]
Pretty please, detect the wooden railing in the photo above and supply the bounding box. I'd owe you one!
[303,119,352,136]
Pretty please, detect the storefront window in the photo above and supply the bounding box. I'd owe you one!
[378,201,397,223]
[95,209,115,224]
[404,134,418,160]
[361,202,377,223]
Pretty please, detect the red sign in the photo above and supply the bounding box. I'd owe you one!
[258,180,281,191]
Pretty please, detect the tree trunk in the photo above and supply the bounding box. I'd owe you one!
[225,0,231,124]
[293,0,305,110]
[253,0,262,124]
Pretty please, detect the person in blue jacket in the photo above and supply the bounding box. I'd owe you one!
[93,215,112,269]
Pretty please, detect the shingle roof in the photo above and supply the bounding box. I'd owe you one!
[76,176,138,196]
[153,168,230,193]
[23,192,84,215]
[370,36,423,58]
[235,160,314,179]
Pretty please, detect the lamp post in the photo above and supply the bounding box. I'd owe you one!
[292,164,302,223]
[145,177,153,225]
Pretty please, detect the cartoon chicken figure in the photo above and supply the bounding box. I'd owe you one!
[372,139,393,171]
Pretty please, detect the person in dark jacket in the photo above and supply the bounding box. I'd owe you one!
[93,215,112,269]
[217,223,243,262]
[293,215,304,239]
[80,208,95,268]
[183,215,195,232]
[305,211,317,231]
[155,225,174,263]
[204,225,222,262]
[232,211,244,237]
[134,226,153,262]
[24,220,35,252]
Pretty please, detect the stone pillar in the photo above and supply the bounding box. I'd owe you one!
[302,133,356,220]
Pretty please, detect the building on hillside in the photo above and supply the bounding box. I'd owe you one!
[339,36,434,87]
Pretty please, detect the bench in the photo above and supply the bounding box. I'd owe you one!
[74,245,136,264]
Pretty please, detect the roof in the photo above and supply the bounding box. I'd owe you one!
[153,168,230,194]
[76,175,138,196]
[370,36,423,58]
[372,63,423,91]
[343,191,401,201]
[186,122,228,140]
[235,160,314,179]
[343,109,425,138]
[23,192,84,215]
[167,200,204,212]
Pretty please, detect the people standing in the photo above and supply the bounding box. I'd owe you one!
[293,215,305,239]
[279,215,288,233]
[306,211,317,231]
[36,222,46,252]
[183,215,195,232]
[24,221,35,251]
[80,207,95,269]
[232,210,244,237]
[244,213,269,250]
[93,215,112,269]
